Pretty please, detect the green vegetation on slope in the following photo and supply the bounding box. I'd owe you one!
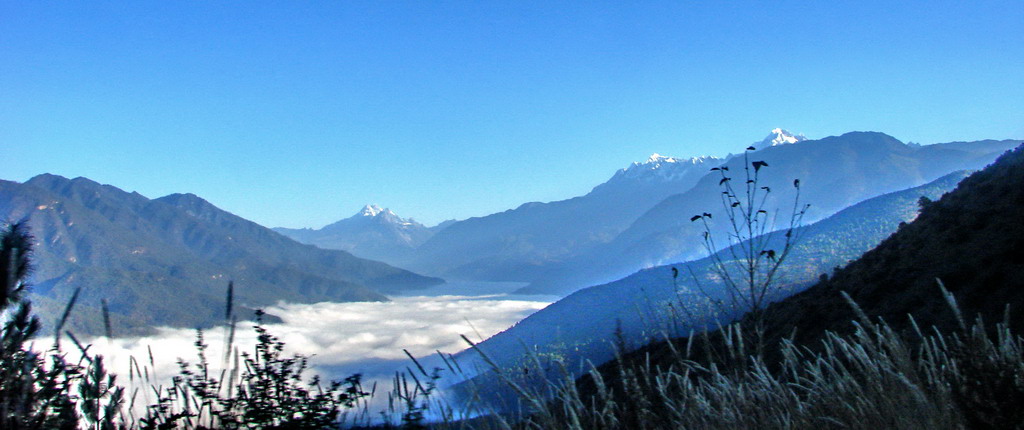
[0,174,443,335]
[0,222,373,429]
[761,142,1024,348]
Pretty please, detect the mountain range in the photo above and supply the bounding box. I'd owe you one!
[459,167,978,372]
[0,175,443,335]
[273,205,439,265]
[280,130,805,281]
[279,148,731,281]
[5,130,1019,340]
[276,131,1018,299]
[520,132,1022,295]
[603,140,1024,389]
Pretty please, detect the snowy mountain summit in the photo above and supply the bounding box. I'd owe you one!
[589,153,722,198]
[615,154,722,183]
[274,204,433,264]
[358,204,386,217]
[752,128,807,151]
[347,205,416,227]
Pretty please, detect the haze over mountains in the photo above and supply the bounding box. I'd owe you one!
[279,142,731,280]
[522,132,1021,295]
[273,205,438,266]
[278,130,1020,297]
[462,169,975,371]
[3,129,1019,340]
[0,175,442,335]
[280,131,800,280]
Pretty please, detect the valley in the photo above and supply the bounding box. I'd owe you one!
[4,4,1022,426]
[3,131,1021,428]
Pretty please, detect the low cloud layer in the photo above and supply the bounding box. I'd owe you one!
[76,294,551,401]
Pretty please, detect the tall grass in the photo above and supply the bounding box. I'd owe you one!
[455,285,1024,429]
[5,218,1024,429]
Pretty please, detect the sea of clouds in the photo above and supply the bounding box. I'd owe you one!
[74,291,551,419]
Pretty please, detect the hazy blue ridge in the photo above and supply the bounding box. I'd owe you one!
[274,205,434,267]
[521,134,1021,296]
[461,168,973,373]
[400,153,722,281]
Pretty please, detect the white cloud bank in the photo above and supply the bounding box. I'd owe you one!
[77,294,551,398]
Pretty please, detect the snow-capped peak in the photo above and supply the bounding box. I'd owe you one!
[591,152,723,194]
[610,154,722,182]
[348,205,421,227]
[646,153,667,163]
[358,204,385,217]
[752,128,807,150]
[633,154,719,169]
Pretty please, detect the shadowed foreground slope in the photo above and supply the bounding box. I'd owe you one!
[572,143,1024,429]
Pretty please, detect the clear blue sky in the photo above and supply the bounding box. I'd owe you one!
[2,1,1022,227]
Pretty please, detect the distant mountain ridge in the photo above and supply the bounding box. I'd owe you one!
[273,130,1018,295]
[462,167,977,373]
[0,174,443,335]
[274,205,435,265]
[272,129,799,280]
[606,142,1024,389]
[748,127,807,151]
[398,145,726,281]
[596,154,723,190]
[522,132,1022,295]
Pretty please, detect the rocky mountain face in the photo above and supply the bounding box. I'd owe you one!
[0,175,443,335]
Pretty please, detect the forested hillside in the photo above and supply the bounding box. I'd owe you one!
[0,174,443,334]
[759,142,1024,346]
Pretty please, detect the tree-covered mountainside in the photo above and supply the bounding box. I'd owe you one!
[0,174,443,335]
[524,134,1021,295]
[757,142,1024,347]
[461,168,974,372]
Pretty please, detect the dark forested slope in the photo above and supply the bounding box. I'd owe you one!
[0,174,443,335]
[761,142,1024,345]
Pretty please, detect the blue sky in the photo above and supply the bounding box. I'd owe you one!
[2,1,1022,227]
